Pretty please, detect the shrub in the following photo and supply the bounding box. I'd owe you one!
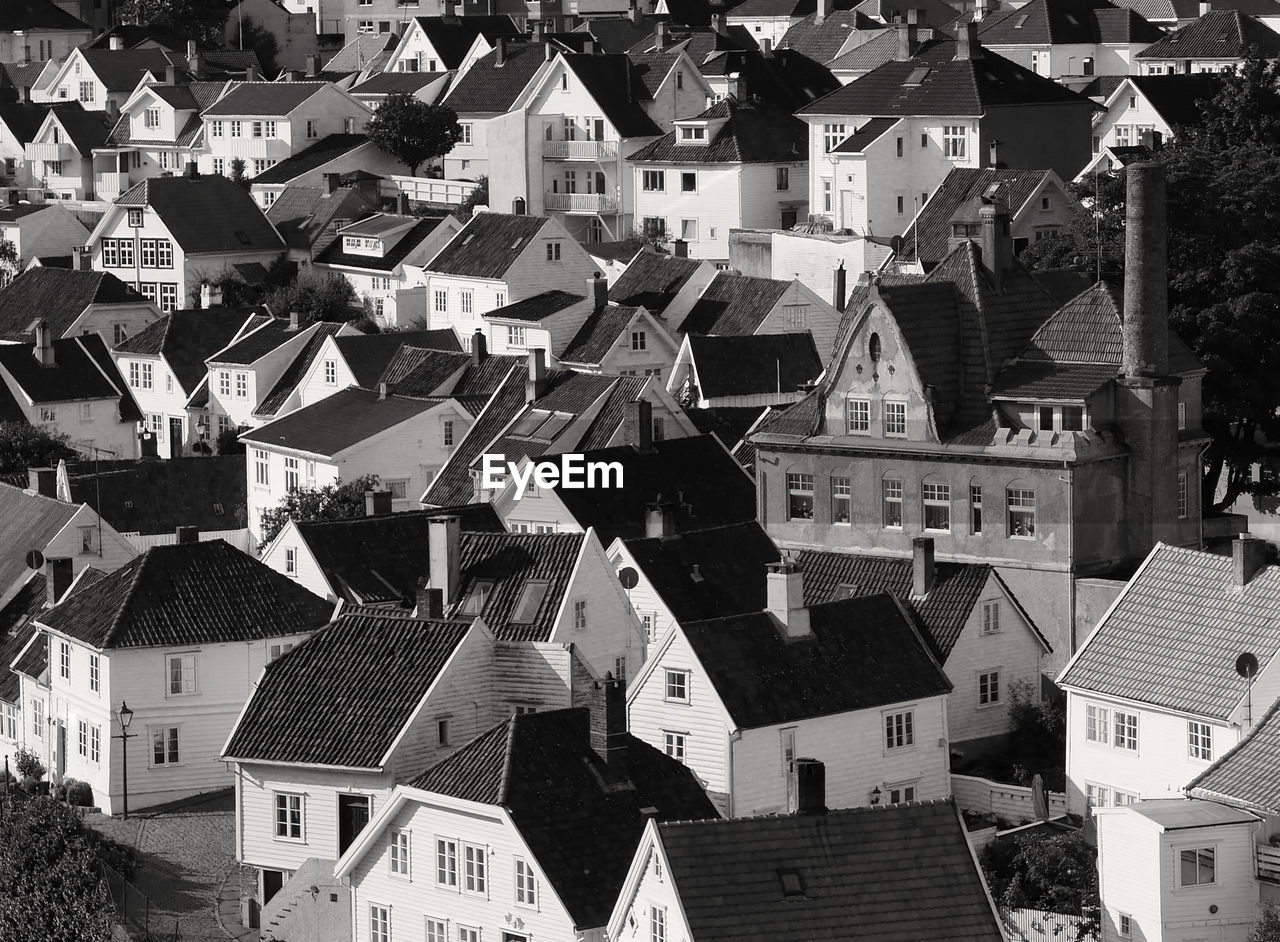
[64,779,93,807]
[14,747,44,782]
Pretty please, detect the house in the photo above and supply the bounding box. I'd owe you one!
[796,538,1051,749]
[607,790,1006,942]
[249,135,408,208]
[630,95,809,262]
[1,60,58,109]
[607,519,782,645]
[1057,538,1280,815]
[312,213,463,326]
[290,328,461,410]
[111,305,259,456]
[825,23,943,82]
[34,46,176,113]
[796,25,1097,236]
[0,0,93,66]
[199,82,374,180]
[223,0,323,72]
[27,538,333,814]
[777,7,889,69]
[892,166,1077,272]
[0,204,91,279]
[974,0,1166,78]
[383,14,522,73]
[627,564,952,815]
[348,70,452,108]
[87,174,287,310]
[1079,74,1222,175]
[607,249,717,317]
[333,695,720,942]
[1135,8,1280,73]
[264,180,381,263]
[0,267,158,346]
[23,103,114,200]
[728,0,865,49]
[0,102,54,189]
[668,332,822,409]
[478,287,598,361]
[558,301,681,380]
[751,164,1205,664]
[0,322,142,459]
[422,212,599,347]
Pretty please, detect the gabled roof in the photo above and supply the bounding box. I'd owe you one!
[63,456,247,535]
[685,404,771,449]
[796,549,1049,658]
[976,0,1165,44]
[410,14,522,69]
[0,102,51,146]
[830,115,898,152]
[240,387,444,457]
[678,272,791,335]
[1135,8,1280,58]
[577,16,656,53]
[1058,543,1280,719]
[421,367,526,506]
[332,330,461,387]
[0,0,89,30]
[609,252,704,314]
[656,799,1004,942]
[1187,697,1280,814]
[38,539,333,650]
[253,321,348,417]
[379,345,499,396]
[484,290,585,323]
[252,134,373,186]
[0,269,148,342]
[561,53,661,137]
[115,308,256,395]
[683,592,953,729]
[208,314,296,365]
[265,184,378,252]
[0,574,46,703]
[0,333,139,418]
[443,40,548,114]
[456,530,586,642]
[78,48,175,92]
[621,521,780,623]
[0,483,79,603]
[324,32,398,74]
[425,212,549,279]
[222,609,472,768]
[203,80,331,116]
[560,304,645,365]
[799,37,1092,116]
[350,72,447,95]
[114,175,284,255]
[472,369,618,467]
[410,708,719,928]
[46,102,114,153]
[686,332,822,399]
[779,10,886,64]
[314,216,451,272]
[1122,73,1224,127]
[630,97,807,163]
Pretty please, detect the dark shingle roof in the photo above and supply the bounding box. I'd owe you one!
[0,269,148,341]
[240,387,443,456]
[116,175,284,255]
[630,98,807,163]
[685,405,770,449]
[203,81,331,116]
[411,708,719,929]
[253,321,348,417]
[683,592,952,729]
[687,332,821,398]
[64,456,246,535]
[38,540,333,650]
[610,252,704,314]
[977,0,1165,44]
[562,53,661,137]
[1136,9,1280,58]
[443,41,548,114]
[657,800,1004,942]
[252,134,372,185]
[1124,73,1224,127]
[560,304,644,365]
[222,609,471,767]
[115,308,252,395]
[412,14,522,68]
[332,330,460,386]
[350,72,447,95]
[779,10,886,64]
[0,575,46,702]
[314,216,450,272]
[422,367,526,505]
[1188,698,1280,814]
[678,272,791,335]
[483,290,585,323]
[456,531,585,642]
[379,346,471,396]
[830,115,898,152]
[989,360,1117,398]
[0,485,80,604]
[0,333,135,412]
[48,102,114,153]
[79,48,175,93]
[0,102,51,146]
[208,315,295,365]
[425,212,548,279]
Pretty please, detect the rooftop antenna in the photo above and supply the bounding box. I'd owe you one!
[1236,651,1259,726]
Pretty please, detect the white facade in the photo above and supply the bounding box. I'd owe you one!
[113,349,200,457]
[559,308,680,381]
[982,41,1151,79]
[38,48,144,113]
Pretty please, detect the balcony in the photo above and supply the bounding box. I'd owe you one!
[1259,844,1280,883]
[94,171,128,200]
[543,140,618,161]
[544,191,619,214]
[25,142,72,162]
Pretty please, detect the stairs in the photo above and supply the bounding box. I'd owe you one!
[259,859,351,942]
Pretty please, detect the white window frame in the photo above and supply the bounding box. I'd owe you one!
[664,669,689,703]
[883,709,915,750]
[1113,710,1139,751]
[389,828,411,878]
[149,724,181,766]
[882,477,903,529]
[435,838,458,887]
[883,400,907,437]
[981,600,1000,634]
[1085,703,1110,745]
[369,903,391,942]
[1175,845,1217,888]
[274,791,305,841]
[462,842,487,895]
[89,653,100,693]
[921,481,951,532]
[1188,720,1212,761]
[845,398,870,434]
[663,730,686,762]
[514,857,537,907]
[977,669,1000,707]
[166,652,197,696]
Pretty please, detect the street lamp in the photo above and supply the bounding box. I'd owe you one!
[114,701,134,820]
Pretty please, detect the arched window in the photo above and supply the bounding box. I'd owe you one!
[921,475,951,533]
[869,332,882,362]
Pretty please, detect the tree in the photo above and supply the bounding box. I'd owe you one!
[454,176,489,220]
[230,157,250,190]
[367,94,463,177]
[237,16,280,76]
[264,269,361,323]
[0,422,76,474]
[0,238,18,288]
[215,427,245,456]
[259,474,381,545]
[981,830,1100,942]
[1252,902,1280,942]
[114,0,226,45]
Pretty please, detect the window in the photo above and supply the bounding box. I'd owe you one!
[980,600,1000,635]
[235,372,247,398]
[896,136,904,157]
[460,291,473,315]
[653,417,665,441]
[1178,401,1187,430]
[151,726,180,765]
[323,359,336,385]
[786,472,814,520]
[458,927,479,942]
[831,475,851,524]
[665,669,688,702]
[546,242,561,262]
[128,208,143,227]
[921,132,928,148]
[370,904,390,942]
[1188,721,1212,761]
[47,159,63,176]
[90,724,101,763]
[643,170,665,192]
[970,484,983,534]
[845,398,869,433]
[389,829,411,877]
[678,171,698,194]
[943,125,966,158]
[884,400,906,437]
[515,858,537,906]
[436,716,451,746]
[59,641,71,680]
[574,599,588,631]
[79,81,95,102]
[776,166,790,190]
[1062,405,1083,431]
[433,289,447,314]
[80,402,92,423]
[822,179,832,213]
[1007,489,1036,538]
[39,406,56,423]
[978,670,1000,705]
[89,653,100,692]
[1118,913,1132,937]
[922,481,950,531]
[212,120,224,137]
[274,793,304,839]
[131,361,153,389]
[284,547,297,576]
[284,456,299,491]
[144,107,160,129]
[463,843,486,893]
[426,919,447,942]
[1178,472,1188,519]
[79,718,88,756]
[631,330,646,350]
[219,371,231,397]
[118,239,134,267]
[663,731,686,762]
[822,123,846,152]
[443,420,455,447]
[885,710,914,749]
[167,653,196,695]
[269,642,294,662]
[1085,782,1110,808]
[436,839,458,886]
[230,120,242,137]
[651,906,667,942]
[3,702,17,741]
[614,655,627,682]
[102,239,119,267]
[1086,704,1110,744]
[31,698,43,737]
[897,196,904,215]
[507,325,526,348]
[1114,711,1139,750]
[681,219,698,241]
[888,783,916,803]
[679,126,706,142]
[1179,848,1215,887]
[254,449,268,486]
[882,478,903,528]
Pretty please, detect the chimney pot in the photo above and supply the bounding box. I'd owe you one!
[587,271,607,309]
[472,329,488,364]
[761,37,773,55]
[626,398,653,453]
[525,348,548,403]
[27,466,57,498]
[792,757,826,814]
[365,488,393,516]
[46,557,73,606]
[1122,162,1169,378]
[427,515,462,604]
[245,65,258,82]
[645,499,676,538]
[165,65,177,86]
[766,561,810,637]
[1233,534,1267,587]
[912,536,935,597]
[306,53,321,76]
[175,525,199,544]
[187,39,198,58]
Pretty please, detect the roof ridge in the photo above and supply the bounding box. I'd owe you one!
[660,795,958,827]
[98,549,151,649]
[497,711,520,805]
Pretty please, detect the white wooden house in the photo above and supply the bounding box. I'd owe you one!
[558,303,679,381]
[383,15,520,74]
[35,46,174,114]
[290,328,462,411]
[23,103,113,200]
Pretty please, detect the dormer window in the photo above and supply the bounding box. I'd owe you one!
[144,107,160,129]
[679,125,706,142]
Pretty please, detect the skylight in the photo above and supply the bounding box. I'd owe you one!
[511,409,551,437]
[534,412,573,441]
[1014,13,1029,27]
[511,580,551,623]
[778,869,806,899]
[905,66,930,85]
[461,579,494,615]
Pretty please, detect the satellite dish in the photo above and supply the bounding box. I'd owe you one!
[618,567,639,590]
[25,549,44,570]
[1236,652,1259,679]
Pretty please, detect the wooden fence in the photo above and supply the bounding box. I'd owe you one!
[1002,907,1092,942]
[379,176,478,206]
[953,773,1067,823]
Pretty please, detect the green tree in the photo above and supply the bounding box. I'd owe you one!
[367,94,463,177]
[259,474,381,545]
[264,270,361,323]
[454,176,488,220]
[0,422,77,474]
[1252,902,1280,942]
[982,830,1100,941]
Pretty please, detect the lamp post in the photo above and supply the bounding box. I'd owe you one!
[114,701,134,820]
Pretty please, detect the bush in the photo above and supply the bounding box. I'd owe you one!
[82,826,138,879]
[216,427,245,456]
[64,778,93,807]
[14,747,44,782]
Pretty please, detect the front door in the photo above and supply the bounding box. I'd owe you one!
[168,417,183,459]
[261,869,284,905]
[839,190,852,230]
[337,794,370,855]
[56,722,67,779]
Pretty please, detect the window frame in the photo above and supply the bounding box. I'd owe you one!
[977,669,1000,707]
[166,652,197,696]
[1113,710,1139,751]
[921,480,951,532]
[1085,703,1110,745]
[1176,845,1217,888]
[664,669,689,703]
[882,477,903,529]
[462,841,487,895]
[1188,720,1212,762]
[785,471,815,521]
[389,828,411,879]
[435,837,458,887]
[663,730,686,762]
[883,400,907,437]
[1006,488,1036,539]
[883,709,915,751]
[149,724,181,767]
[273,791,305,841]
[831,475,851,524]
[845,398,870,434]
[514,857,538,907]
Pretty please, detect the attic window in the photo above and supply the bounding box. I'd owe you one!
[234,230,251,245]
[510,238,524,249]
[904,66,930,85]
[869,332,882,362]
[123,499,135,509]
[678,125,707,142]
[1014,13,1029,27]
[511,579,551,623]
[461,579,494,615]
[511,409,551,437]
[982,182,1002,199]
[779,869,807,898]
[834,582,859,599]
[213,502,225,515]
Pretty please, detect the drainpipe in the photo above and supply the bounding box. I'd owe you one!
[726,727,742,817]
[1062,458,1076,654]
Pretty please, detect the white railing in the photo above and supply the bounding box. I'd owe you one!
[1259,843,1280,882]
[951,773,1067,823]
[380,175,479,206]
[94,171,127,200]
[544,191,618,213]
[25,142,70,162]
[543,139,618,160]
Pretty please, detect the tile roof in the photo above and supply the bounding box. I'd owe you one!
[830,115,898,152]
[48,102,114,154]
[294,505,504,605]
[11,627,46,681]
[827,27,930,73]
[332,330,460,387]
[115,175,284,255]
[779,10,886,63]
[240,387,444,456]
[578,16,657,52]
[0,102,50,146]
[410,708,719,929]
[1108,0,1177,19]
[687,332,822,398]
[456,531,585,641]
[473,371,615,468]
[1125,73,1224,127]
[683,592,952,729]
[314,216,451,272]
[411,14,522,69]
[203,81,330,116]
[115,307,253,395]
[559,304,644,365]
[209,314,296,365]
[630,97,807,163]
[379,346,469,395]
[576,374,652,452]
[323,33,398,74]
[0,483,78,616]
[657,799,1004,942]
[977,0,1164,44]
[484,290,585,323]
[685,405,770,449]
[1058,543,1280,718]
[800,37,1093,116]
[609,252,705,314]
[443,41,549,114]
[755,389,823,437]
[0,574,46,703]
[622,521,780,622]
[265,185,378,253]
[990,360,1117,398]
[80,48,176,93]
[1136,9,1280,58]
[252,134,372,185]
[63,455,246,535]
[253,321,348,417]
[0,269,148,342]
[39,539,332,650]
[1187,697,1280,814]
[561,53,661,137]
[350,71,448,95]
[425,212,548,279]
[0,333,138,416]
[222,609,472,767]
[678,272,791,336]
[421,367,526,505]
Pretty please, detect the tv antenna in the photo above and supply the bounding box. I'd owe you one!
[1236,651,1259,726]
